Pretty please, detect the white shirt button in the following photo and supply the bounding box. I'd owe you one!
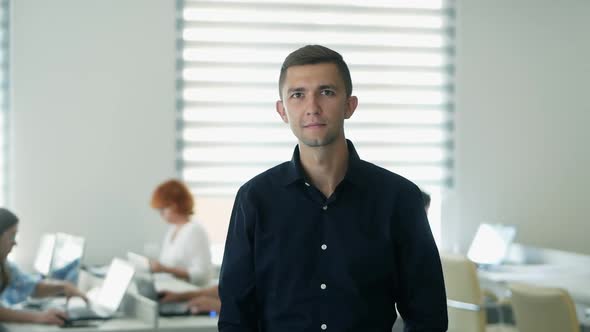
[321,324,327,330]
[322,205,328,211]
[304,182,310,186]
[321,244,327,250]
[320,283,327,290]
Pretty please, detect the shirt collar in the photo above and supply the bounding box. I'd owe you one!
[282,139,365,188]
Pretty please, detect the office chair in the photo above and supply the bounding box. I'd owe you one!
[509,282,580,332]
[440,253,517,332]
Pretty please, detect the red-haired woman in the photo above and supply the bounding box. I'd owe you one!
[150,179,212,286]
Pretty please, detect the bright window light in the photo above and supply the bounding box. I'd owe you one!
[176,0,455,246]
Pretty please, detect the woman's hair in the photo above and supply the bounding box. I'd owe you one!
[150,179,195,216]
[0,208,19,293]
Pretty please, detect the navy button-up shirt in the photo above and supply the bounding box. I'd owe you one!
[219,140,447,332]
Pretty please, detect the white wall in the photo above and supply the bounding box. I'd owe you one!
[10,0,177,268]
[450,0,590,254]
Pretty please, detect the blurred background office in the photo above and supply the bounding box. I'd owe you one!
[1,0,588,277]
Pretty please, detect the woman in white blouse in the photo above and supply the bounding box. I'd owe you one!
[150,179,212,286]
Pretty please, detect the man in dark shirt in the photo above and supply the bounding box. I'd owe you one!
[218,45,448,332]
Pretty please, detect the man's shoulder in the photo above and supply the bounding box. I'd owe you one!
[357,158,420,191]
[238,161,292,194]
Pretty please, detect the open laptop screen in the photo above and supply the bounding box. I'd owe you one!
[467,223,516,266]
[96,258,135,312]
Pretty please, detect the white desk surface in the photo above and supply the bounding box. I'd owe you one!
[157,316,218,332]
[2,317,153,332]
[2,271,215,332]
[478,263,590,305]
[2,316,219,332]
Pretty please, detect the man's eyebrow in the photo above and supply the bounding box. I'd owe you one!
[286,87,306,94]
[286,85,338,94]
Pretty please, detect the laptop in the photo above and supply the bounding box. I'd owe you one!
[467,223,517,267]
[126,252,196,317]
[51,258,135,322]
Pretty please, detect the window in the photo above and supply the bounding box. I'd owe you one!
[176,0,455,244]
[0,0,9,206]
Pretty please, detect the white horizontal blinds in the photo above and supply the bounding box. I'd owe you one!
[178,0,454,196]
[0,0,9,206]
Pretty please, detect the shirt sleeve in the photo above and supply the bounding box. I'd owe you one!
[0,261,41,307]
[392,184,448,332]
[184,222,213,285]
[218,185,259,332]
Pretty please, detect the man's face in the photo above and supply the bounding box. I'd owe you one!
[276,63,357,148]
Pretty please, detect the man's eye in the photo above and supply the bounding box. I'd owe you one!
[291,92,303,98]
[321,90,335,96]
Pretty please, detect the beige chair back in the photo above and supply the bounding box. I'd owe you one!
[509,282,579,332]
[440,253,486,332]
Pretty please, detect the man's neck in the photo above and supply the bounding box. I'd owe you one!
[299,139,349,198]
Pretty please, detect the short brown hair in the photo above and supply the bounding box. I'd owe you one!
[150,179,195,216]
[278,45,353,99]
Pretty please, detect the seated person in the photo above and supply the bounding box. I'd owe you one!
[150,179,212,286]
[421,190,431,215]
[0,208,87,326]
[159,285,220,314]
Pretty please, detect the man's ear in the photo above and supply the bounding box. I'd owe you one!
[344,96,358,119]
[276,100,289,124]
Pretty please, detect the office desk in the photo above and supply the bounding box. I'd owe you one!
[478,244,590,306]
[481,268,590,305]
[2,318,153,332]
[150,276,218,331]
[476,244,590,331]
[2,270,219,332]
[157,316,218,332]
[2,269,157,332]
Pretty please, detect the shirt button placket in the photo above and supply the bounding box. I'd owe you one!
[320,204,328,331]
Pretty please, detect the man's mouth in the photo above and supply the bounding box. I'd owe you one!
[304,123,326,128]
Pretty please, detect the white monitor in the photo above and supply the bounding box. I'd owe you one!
[33,234,56,276]
[467,223,516,266]
[50,233,85,280]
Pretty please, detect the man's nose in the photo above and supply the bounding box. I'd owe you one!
[306,94,321,115]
